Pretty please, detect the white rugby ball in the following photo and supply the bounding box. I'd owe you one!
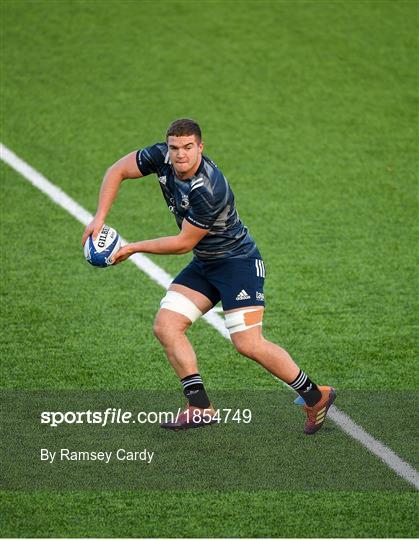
[84,224,121,267]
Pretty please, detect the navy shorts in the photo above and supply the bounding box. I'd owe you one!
[172,252,266,311]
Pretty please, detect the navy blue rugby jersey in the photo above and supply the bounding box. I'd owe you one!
[136,142,257,260]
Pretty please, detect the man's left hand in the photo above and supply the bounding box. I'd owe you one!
[111,244,135,265]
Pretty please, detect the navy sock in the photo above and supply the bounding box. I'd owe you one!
[181,373,211,408]
[289,370,322,406]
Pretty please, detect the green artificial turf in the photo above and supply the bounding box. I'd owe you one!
[1,0,418,537]
[0,491,417,538]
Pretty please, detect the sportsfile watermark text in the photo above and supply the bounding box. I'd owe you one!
[40,407,252,427]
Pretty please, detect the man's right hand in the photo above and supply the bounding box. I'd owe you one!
[81,150,142,247]
[82,218,104,246]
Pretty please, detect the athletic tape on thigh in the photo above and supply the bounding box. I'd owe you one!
[160,290,203,323]
[224,309,263,334]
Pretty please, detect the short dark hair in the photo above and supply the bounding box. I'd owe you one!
[166,118,202,142]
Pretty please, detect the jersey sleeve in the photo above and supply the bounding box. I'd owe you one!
[185,181,228,230]
[136,143,167,176]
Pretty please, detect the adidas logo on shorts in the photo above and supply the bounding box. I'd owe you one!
[236,289,251,301]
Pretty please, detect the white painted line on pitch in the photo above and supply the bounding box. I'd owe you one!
[1,141,418,490]
[328,407,419,489]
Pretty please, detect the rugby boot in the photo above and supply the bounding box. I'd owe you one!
[160,404,217,431]
[303,386,336,435]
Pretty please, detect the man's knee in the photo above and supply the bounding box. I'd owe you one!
[225,308,264,359]
[234,340,254,359]
[153,309,190,343]
[153,289,203,343]
[152,316,166,342]
[232,332,264,360]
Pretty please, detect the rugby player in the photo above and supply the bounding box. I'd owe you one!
[82,118,336,434]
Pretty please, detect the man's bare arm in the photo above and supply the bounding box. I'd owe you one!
[82,151,141,245]
[112,220,209,264]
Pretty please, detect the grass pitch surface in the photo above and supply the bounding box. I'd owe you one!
[1,0,418,537]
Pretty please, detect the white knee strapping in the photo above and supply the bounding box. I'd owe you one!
[224,308,263,334]
[160,290,203,323]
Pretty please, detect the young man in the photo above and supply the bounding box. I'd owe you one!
[82,118,336,434]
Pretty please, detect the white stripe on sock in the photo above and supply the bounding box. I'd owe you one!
[291,371,307,390]
[182,378,203,388]
[290,371,305,388]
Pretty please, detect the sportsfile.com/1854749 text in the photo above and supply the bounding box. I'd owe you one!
[40,408,252,427]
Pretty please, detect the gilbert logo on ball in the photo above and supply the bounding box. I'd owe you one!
[84,224,121,267]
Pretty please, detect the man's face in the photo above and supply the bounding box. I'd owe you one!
[167,135,203,178]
